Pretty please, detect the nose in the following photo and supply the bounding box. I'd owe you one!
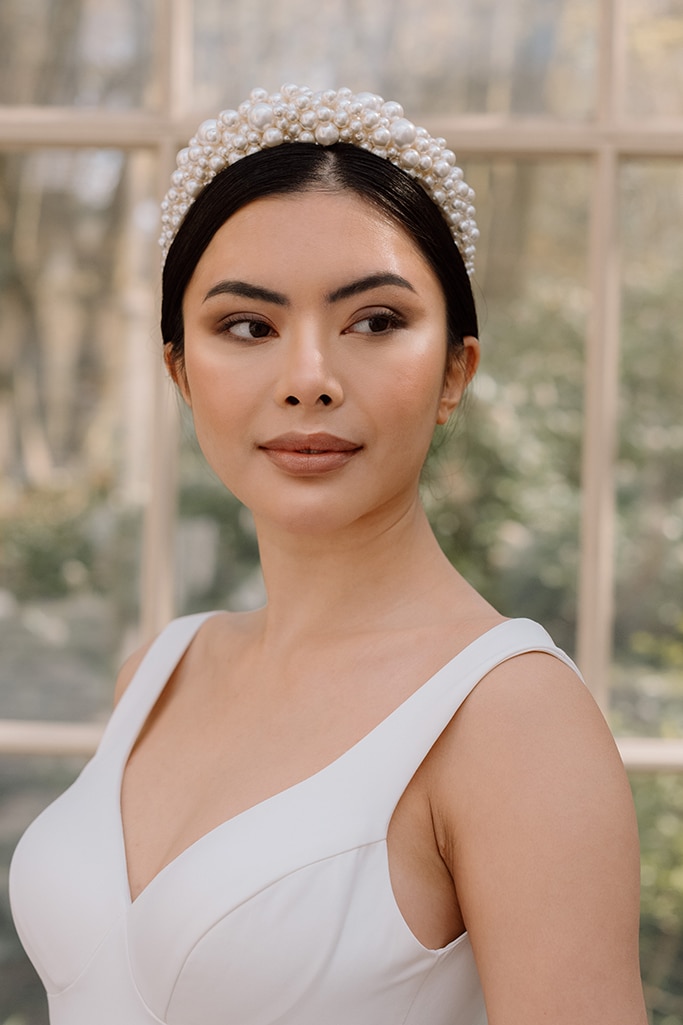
[274,329,344,410]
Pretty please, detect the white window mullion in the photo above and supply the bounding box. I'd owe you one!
[576,143,621,711]
[576,0,622,711]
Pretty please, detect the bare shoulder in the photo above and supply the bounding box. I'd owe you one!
[428,649,648,1025]
[113,641,155,707]
[112,610,254,708]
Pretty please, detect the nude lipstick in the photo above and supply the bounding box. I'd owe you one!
[258,432,362,475]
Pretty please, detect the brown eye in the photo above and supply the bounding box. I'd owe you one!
[220,317,274,340]
[349,310,404,335]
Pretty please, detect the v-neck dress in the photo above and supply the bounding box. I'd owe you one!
[10,613,578,1025]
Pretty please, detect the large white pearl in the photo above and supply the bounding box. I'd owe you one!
[382,101,404,118]
[400,148,420,168]
[196,119,218,143]
[248,103,274,129]
[390,118,416,147]
[263,127,284,147]
[315,123,340,145]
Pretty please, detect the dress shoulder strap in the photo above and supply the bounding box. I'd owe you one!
[95,611,219,757]
[328,617,581,830]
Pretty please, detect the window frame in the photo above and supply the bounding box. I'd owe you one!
[0,0,682,770]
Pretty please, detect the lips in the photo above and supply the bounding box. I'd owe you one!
[259,432,362,475]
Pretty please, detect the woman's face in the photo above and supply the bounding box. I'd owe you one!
[173,189,478,537]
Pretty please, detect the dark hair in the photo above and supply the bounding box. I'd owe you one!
[161,143,478,372]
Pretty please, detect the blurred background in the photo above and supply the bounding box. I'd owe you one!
[0,0,682,1020]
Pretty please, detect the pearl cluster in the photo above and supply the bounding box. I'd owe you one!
[159,85,478,275]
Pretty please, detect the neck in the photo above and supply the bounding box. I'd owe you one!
[250,494,463,647]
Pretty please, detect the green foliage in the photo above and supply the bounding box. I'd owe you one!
[424,299,584,653]
[1,491,94,600]
[632,774,683,1024]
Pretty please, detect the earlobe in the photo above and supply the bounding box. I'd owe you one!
[436,336,480,425]
[163,343,191,406]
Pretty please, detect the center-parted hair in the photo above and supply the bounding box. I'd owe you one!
[161,143,478,373]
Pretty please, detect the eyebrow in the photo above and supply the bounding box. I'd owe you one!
[203,280,289,305]
[325,273,416,303]
[203,273,416,307]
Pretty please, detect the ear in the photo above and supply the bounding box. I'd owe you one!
[436,336,480,425]
[163,343,191,406]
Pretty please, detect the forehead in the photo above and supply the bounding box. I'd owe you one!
[186,189,440,298]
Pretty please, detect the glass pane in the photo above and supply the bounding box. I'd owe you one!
[0,148,159,723]
[175,406,265,617]
[624,0,683,120]
[631,773,683,1024]
[192,0,598,120]
[0,0,156,108]
[612,160,683,738]
[429,158,589,654]
[0,754,87,1025]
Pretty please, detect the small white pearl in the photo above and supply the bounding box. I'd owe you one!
[355,92,381,110]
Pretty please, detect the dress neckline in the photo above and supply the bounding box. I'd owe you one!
[117,613,543,907]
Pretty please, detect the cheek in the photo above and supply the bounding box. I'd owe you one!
[383,340,448,421]
[182,360,248,465]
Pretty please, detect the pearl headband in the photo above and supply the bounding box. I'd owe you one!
[159,84,478,275]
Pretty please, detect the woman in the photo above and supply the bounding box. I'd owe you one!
[11,85,646,1025]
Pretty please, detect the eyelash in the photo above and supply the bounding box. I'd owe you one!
[215,307,407,341]
[217,315,274,340]
[347,309,406,335]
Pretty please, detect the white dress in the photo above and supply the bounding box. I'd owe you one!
[10,613,578,1024]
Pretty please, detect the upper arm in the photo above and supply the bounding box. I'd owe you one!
[433,652,647,1025]
[113,641,153,707]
